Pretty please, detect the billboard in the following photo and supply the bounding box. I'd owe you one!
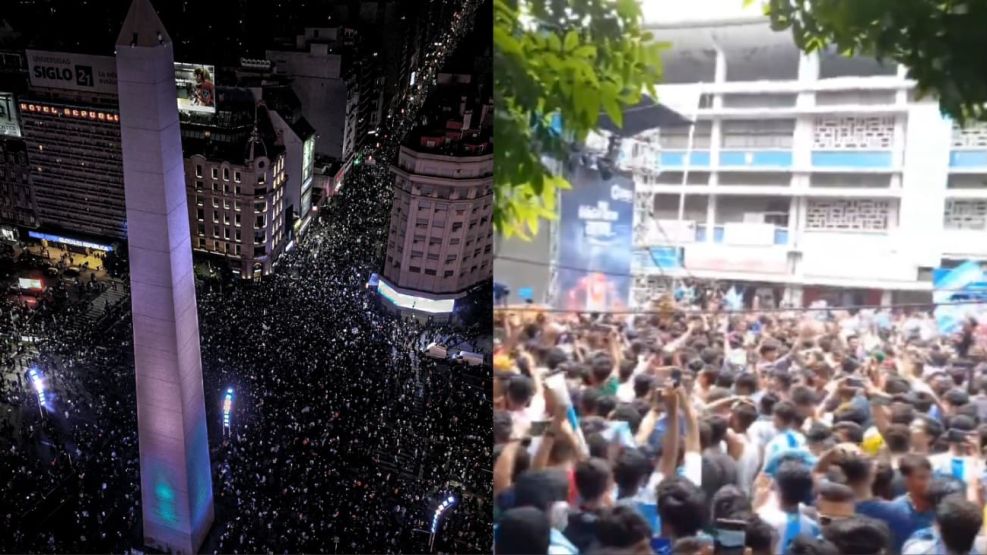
[175,63,216,113]
[301,137,315,185]
[26,50,117,94]
[0,93,20,137]
[557,165,635,311]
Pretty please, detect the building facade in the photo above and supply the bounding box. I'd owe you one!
[384,142,493,303]
[19,96,126,239]
[627,16,984,308]
[181,90,288,279]
[267,28,361,163]
[0,138,35,230]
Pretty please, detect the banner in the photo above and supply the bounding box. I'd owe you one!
[933,261,987,334]
[556,165,634,311]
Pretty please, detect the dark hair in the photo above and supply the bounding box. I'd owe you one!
[596,395,618,419]
[596,505,652,549]
[772,400,798,427]
[575,458,612,502]
[514,470,571,511]
[611,403,643,434]
[787,536,840,555]
[656,476,707,538]
[816,480,855,503]
[633,373,654,399]
[871,460,895,500]
[670,536,707,555]
[732,402,758,432]
[836,453,871,487]
[711,484,751,521]
[613,449,651,497]
[745,515,776,555]
[944,388,971,407]
[928,478,967,507]
[914,414,943,440]
[735,373,758,394]
[791,385,817,406]
[883,424,910,453]
[579,387,601,416]
[586,432,609,459]
[806,423,833,444]
[618,359,636,382]
[546,348,569,370]
[776,460,814,506]
[592,357,613,383]
[936,494,983,554]
[771,370,793,390]
[759,392,779,417]
[706,387,732,406]
[833,421,864,444]
[506,374,535,406]
[495,507,550,555]
[898,453,932,477]
[820,516,890,555]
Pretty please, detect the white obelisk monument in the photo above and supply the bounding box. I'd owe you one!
[115,0,214,552]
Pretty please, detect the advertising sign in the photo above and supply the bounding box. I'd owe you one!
[26,50,117,94]
[301,137,315,185]
[0,93,20,137]
[933,261,987,334]
[685,244,788,274]
[557,165,635,311]
[175,63,216,113]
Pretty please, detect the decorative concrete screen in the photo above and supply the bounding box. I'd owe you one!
[812,116,894,149]
[806,199,891,231]
[952,122,987,149]
[944,199,987,230]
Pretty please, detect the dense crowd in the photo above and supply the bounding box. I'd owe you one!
[493,289,987,555]
[0,2,491,550]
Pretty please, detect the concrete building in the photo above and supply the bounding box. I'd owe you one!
[115,0,214,552]
[181,89,289,279]
[624,14,987,308]
[0,137,35,229]
[18,60,126,239]
[383,133,493,307]
[267,28,361,163]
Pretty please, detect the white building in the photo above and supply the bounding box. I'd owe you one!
[628,14,987,308]
[383,139,493,309]
[267,28,360,163]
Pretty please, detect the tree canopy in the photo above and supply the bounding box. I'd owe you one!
[493,0,665,238]
[762,0,987,123]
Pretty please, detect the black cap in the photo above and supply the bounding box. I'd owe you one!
[495,507,550,555]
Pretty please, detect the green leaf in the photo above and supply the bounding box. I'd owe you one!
[563,30,579,53]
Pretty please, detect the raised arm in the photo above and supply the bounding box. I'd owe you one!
[658,387,681,480]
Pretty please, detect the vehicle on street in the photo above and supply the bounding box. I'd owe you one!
[424,342,447,360]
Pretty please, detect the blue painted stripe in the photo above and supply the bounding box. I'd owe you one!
[811,151,892,168]
[950,150,987,168]
[659,150,711,167]
[719,150,793,168]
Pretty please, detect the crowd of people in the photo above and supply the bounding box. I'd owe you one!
[0,1,492,551]
[493,288,987,555]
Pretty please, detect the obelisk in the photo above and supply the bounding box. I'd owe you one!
[115,0,214,552]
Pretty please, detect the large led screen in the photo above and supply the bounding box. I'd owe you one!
[175,63,216,113]
[378,279,454,314]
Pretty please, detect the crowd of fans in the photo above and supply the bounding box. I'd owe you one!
[493,288,987,555]
[0,4,491,550]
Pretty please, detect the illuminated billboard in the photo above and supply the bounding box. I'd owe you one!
[26,50,117,94]
[175,63,216,113]
[18,278,43,290]
[301,137,315,185]
[0,93,20,137]
[378,279,455,314]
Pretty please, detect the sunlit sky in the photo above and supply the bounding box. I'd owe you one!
[640,0,766,24]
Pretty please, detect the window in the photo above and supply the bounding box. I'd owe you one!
[223,167,229,181]
[211,167,219,179]
[446,255,457,263]
[234,171,241,183]
[411,250,423,259]
[424,269,436,276]
[224,228,230,240]
[223,200,230,209]
[427,253,439,261]
[196,165,203,178]
[235,229,241,242]
[452,222,463,232]
[212,182,219,192]
[224,213,230,225]
[195,180,204,190]
[235,245,240,255]
[444,270,454,277]
[450,238,460,245]
[235,213,241,227]
[213,228,219,238]
[197,223,205,236]
[234,201,241,211]
[212,198,219,208]
[224,184,230,194]
[409,266,421,273]
[213,210,219,223]
[196,195,204,207]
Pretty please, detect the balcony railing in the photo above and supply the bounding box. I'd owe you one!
[695,224,789,246]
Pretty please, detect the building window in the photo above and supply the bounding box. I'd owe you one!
[427,253,439,261]
[212,182,219,192]
[235,244,240,255]
[213,210,219,223]
[409,266,421,273]
[234,201,241,211]
[444,270,454,277]
[235,213,241,227]
[212,198,219,208]
[211,167,219,179]
[213,228,219,238]
[195,180,203,190]
[812,116,895,150]
[223,167,229,181]
[452,222,463,232]
[197,208,204,221]
[234,171,241,183]
[196,196,203,207]
[196,165,203,178]
[450,238,460,245]
[224,213,230,225]
[235,229,241,242]
[224,228,230,240]
[424,269,436,276]
[223,200,230,209]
